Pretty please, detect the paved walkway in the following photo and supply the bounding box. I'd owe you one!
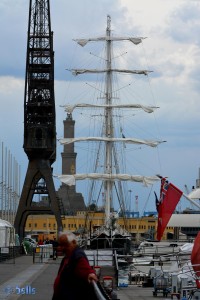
[0,255,59,300]
[0,255,170,300]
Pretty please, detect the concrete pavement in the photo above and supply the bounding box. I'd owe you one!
[0,255,57,300]
[0,255,169,300]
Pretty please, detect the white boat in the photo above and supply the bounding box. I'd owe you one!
[55,15,165,251]
[135,240,187,256]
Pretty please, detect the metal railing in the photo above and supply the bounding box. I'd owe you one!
[91,281,111,300]
[85,249,114,267]
[0,246,22,263]
[113,250,119,287]
[33,244,54,263]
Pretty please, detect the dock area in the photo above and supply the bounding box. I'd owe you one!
[0,254,171,300]
[0,255,57,300]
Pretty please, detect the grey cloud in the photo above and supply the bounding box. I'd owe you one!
[51,0,128,80]
[0,0,125,80]
[165,2,200,44]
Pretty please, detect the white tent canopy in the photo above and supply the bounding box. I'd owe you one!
[0,219,12,227]
[0,218,14,247]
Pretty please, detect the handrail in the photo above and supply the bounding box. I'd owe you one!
[91,280,110,300]
[113,250,119,288]
[85,249,113,267]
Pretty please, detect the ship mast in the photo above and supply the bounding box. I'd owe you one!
[55,15,163,232]
[104,15,113,224]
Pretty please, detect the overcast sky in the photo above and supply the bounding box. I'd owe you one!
[1,0,200,213]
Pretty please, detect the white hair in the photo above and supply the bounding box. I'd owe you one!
[59,230,77,243]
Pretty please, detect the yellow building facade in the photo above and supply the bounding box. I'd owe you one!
[25,211,174,242]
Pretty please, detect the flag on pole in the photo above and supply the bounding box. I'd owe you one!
[191,231,200,288]
[154,191,160,212]
[156,177,183,241]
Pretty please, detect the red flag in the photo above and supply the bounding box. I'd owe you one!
[156,179,183,241]
[191,231,200,288]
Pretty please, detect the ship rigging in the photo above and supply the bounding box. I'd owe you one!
[55,15,165,248]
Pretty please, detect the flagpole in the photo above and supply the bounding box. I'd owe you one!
[182,192,200,210]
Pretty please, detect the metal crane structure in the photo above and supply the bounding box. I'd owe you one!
[14,0,63,239]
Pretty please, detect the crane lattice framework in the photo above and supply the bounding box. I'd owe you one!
[14,0,63,239]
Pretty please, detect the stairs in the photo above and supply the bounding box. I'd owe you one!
[85,249,118,288]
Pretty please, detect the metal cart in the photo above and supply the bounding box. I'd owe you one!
[153,275,170,297]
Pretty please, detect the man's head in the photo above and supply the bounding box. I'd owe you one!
[58,231,77,254]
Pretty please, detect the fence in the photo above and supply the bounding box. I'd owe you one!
[0,246,22,263]
[33,244,54,263]
[85,249,114,266]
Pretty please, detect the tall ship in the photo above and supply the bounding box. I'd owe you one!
[55,15,164,251]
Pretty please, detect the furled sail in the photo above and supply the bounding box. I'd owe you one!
[70,68,152,76]
[59,15,163,232]
[61,103,158,114]
[58,137,165,147]
[74,36,145,47]
[54,174,160,187]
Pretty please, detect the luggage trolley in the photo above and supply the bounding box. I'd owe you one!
[153,275,170,297]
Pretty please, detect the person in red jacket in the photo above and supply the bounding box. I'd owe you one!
[52,231,98,300]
